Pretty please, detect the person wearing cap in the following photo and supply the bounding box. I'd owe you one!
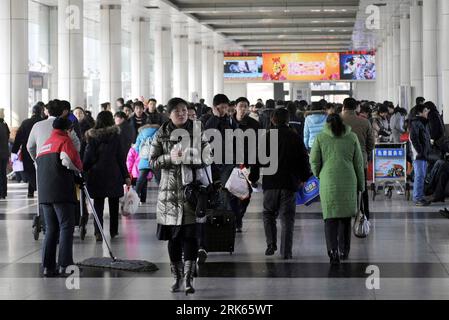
[0,108,10,199]
[27,100,80,164]
[12,104,45,198]
[36,117,83,277]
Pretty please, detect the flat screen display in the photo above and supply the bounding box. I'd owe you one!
[340,54,376,80]
[224,55,263,79]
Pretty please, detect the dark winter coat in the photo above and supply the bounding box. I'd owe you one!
[233,114,260,183]
[262,124,312,191]
[205,114,238,184]
[36,129,83,204]
[129,113,148,137]
[118,121,136,163]
[0,120,10,159]
[427,107,445,141]
[410,116,432,161]
[83,126,129,198]
[258,108,275,130]
[11,115,43,172]
[79,118,95,159]
[146,111,168,126]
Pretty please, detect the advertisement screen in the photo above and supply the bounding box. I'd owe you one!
[374,148,406,180]
[262,53,340,81]
[340,54,376,80]
[224,55,263,79]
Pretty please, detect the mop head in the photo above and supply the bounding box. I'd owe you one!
[78,257,159,272]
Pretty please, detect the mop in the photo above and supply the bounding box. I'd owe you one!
[77,182,158,272]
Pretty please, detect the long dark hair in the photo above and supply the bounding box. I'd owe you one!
[95,111,114,129]
[327,113,346,137]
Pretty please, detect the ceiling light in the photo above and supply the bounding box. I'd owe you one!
[312,20,320,23]
[311,9,321,12]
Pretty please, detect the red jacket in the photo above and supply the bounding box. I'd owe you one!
[36,129,82,204]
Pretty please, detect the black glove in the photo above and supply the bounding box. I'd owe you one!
[74,173,85,187]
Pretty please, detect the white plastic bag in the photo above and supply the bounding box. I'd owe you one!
[122,187,140,216]
[225,168,250,200]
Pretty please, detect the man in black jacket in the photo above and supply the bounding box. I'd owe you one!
[410,104,431,206]
[258,99,276,130]
[146,98,168,126]
[424,101,445,146]
[262,108,312,259]
[11,104,44,197]
[231,97,260,233]
[129,101,148,137]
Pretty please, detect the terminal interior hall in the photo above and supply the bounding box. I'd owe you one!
[1,0,449,300]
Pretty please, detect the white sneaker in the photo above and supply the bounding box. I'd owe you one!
[197,249,208,264]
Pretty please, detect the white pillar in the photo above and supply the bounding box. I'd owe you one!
[100,4,122,106]
[376,43,383,102]
[393,21,400,104]
[423,0,439,103]
[400,15,411,87]
[440,0,449,123]
[0,0,29,126]
[172,24,188,100]
[387,31,394,102]
[58,0,84,108]
[188,39,202,102]
[130,17,150,100]
[154,26,172,105]
[214,49,224,94]
[202,44,214,106]
[410,2,423,102]
[49,6,58,99]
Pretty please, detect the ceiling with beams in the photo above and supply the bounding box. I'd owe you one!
[32,0,411,52]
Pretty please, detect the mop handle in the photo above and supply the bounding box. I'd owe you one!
[81,184,117,261]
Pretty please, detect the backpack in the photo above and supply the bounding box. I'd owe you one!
[139,137,152,160]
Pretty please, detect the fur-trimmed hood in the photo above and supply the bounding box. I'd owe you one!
[86,125,120,142]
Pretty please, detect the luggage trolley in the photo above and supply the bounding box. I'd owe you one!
[371,143,411,201]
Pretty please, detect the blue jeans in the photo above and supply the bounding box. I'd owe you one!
[42,203,75,270]
[413,160,428,202]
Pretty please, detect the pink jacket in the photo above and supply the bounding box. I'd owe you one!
[126,147,153,180]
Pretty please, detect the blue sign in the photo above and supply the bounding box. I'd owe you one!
[296,176,320,206]
[376,149,403,158]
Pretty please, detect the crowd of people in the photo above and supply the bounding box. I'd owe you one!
[0,92,447,294]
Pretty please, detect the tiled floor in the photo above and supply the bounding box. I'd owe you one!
[1,181,449,300]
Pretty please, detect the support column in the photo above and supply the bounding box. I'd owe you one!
[400,14,411,87]
[130,17,150,100]
[172,23,188,100]
[423,0,439,103]
[202,43,214,106]
[0,0,29,126]
[58,0,84,108]
[214,49,224,94]
[100,4,122,106]
[387,29,394,102]
[188,38,202,102]
[376,43,383,102]
[410,1,423,102]
[393,20,400,104]
[154,26,172,104]
[440,0,449,123]
[49,6,58,99]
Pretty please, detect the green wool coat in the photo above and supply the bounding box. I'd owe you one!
[310,124,365,220]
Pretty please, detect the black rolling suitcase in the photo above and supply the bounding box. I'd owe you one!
[203,209,236,254]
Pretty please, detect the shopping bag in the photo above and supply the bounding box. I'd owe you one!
[296,176,320,206]
[122,187,139,216]
[225,168,250,200]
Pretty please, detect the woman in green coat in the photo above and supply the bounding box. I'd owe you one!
[310,114,365,265]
